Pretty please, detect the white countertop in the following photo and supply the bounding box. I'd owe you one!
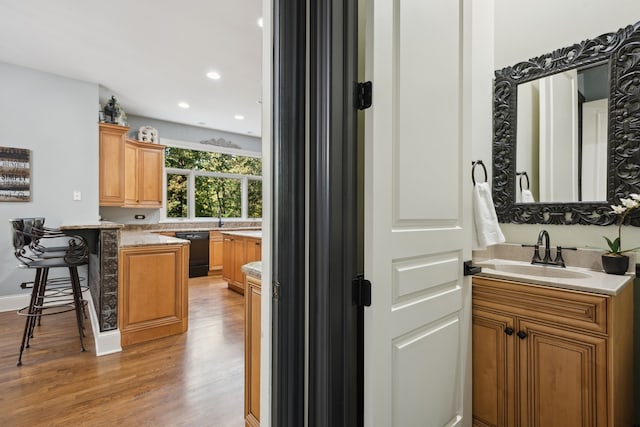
[120,231,189,247]
[475,258,633,296]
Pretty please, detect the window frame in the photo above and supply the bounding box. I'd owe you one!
[161,139,262,222]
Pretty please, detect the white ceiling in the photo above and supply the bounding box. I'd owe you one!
[0,0,263,137]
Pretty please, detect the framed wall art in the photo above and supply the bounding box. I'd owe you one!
[0,147,31,202]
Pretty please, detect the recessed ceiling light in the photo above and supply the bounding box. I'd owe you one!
[197,122,206,125]
[234,114,245,120]
[257,17,264,28]
[206,70,221,80]
[178,102,190,109]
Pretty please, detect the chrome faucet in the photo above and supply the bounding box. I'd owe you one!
[524,229,577,267]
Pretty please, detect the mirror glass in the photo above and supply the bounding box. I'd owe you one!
[515,62,609,203]
[492,20,640,226]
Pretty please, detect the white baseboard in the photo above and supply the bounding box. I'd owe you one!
[0,293,30,313]
[0,290,122,356]
[84,291,122,356]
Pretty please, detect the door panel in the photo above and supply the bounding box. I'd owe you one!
[472,308,517,427]
[518,319,607,427]
[364,0,471,425]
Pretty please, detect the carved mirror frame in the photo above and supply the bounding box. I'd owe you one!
[493,21,640,226]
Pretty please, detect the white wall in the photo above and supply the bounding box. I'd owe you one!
[0,62,99,297]
[495,0,640,69]
[491,1,640,249]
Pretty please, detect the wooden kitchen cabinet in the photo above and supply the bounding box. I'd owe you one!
[118,243,189,347]
[222,233,262,294]
[472,276,633,427]
[124,138,164,208]
[245,274,261,427]
[99,122,164,208]
[99,123,128,206]
[209,231,223,274]
[222,235,235,286]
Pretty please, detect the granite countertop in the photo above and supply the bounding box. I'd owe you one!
[241,261,262,278]
[120,231,189,248]
[60,221,124,230]
[151,227,261,233]
[221,230,262,239]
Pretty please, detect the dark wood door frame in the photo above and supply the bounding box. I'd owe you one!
[271,0,362,426]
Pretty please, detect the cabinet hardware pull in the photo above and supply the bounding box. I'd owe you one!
[504,327,514,335]
[516,331,528,340]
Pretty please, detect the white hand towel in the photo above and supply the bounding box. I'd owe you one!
[473,182,506,250]
[521,189,535,203]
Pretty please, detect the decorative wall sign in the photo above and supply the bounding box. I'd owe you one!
[0,147,31,202]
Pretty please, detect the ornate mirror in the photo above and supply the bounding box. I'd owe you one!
[493,20,640,225]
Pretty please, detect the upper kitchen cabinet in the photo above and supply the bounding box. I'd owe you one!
[99,123,165,208]
[99,123,128,206]
[124,138,164,208]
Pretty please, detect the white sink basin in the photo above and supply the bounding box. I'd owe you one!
[479,262,592,279]
[474,258,632,296]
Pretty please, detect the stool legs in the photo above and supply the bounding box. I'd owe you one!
[69,266,86,352]
[17,266,87,365]
[17,267,43,366]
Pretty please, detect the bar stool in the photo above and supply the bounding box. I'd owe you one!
[10,218,89,365]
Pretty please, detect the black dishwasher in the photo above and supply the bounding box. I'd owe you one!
[175,231,209,278]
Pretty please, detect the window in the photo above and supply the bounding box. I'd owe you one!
[165,147,262,220]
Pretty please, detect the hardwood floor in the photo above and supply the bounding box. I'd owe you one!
[0,276,245,427]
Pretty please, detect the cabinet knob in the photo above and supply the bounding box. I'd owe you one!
[516,331,528,340]
[504,327,514,336]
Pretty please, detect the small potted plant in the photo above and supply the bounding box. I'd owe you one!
[602,194,640,274]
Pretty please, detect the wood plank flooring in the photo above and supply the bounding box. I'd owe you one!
[0,276,245,427]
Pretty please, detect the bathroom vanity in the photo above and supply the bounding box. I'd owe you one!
[471,262,633,427]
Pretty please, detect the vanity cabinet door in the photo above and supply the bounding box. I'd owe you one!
[516,318,607,427]
[472,308,517,427]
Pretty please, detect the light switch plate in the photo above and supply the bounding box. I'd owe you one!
[73,191,82,201]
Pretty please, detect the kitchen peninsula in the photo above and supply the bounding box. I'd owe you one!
[118,232,189,346]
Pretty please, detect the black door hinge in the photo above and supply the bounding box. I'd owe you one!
[272,280,281,299]
[463,260,482,276]
[352,275,372,307]
[356,81,372,110]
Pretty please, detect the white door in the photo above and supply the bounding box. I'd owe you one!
[539,69,579,202]
[363,0,473,426]
[581,98,608,201]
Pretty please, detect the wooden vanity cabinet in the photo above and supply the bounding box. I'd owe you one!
[118,244,189,347]
[472,276,633,427]
[244,274,261,427]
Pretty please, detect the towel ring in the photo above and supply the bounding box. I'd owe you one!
[472,160,487,186]
[516,171,530,191]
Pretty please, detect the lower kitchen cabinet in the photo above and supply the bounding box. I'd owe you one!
[222,233,262,294]
[472,276,633,427]
[209,230,223,274]
[118,243,189,347]
[245,274,261,427]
